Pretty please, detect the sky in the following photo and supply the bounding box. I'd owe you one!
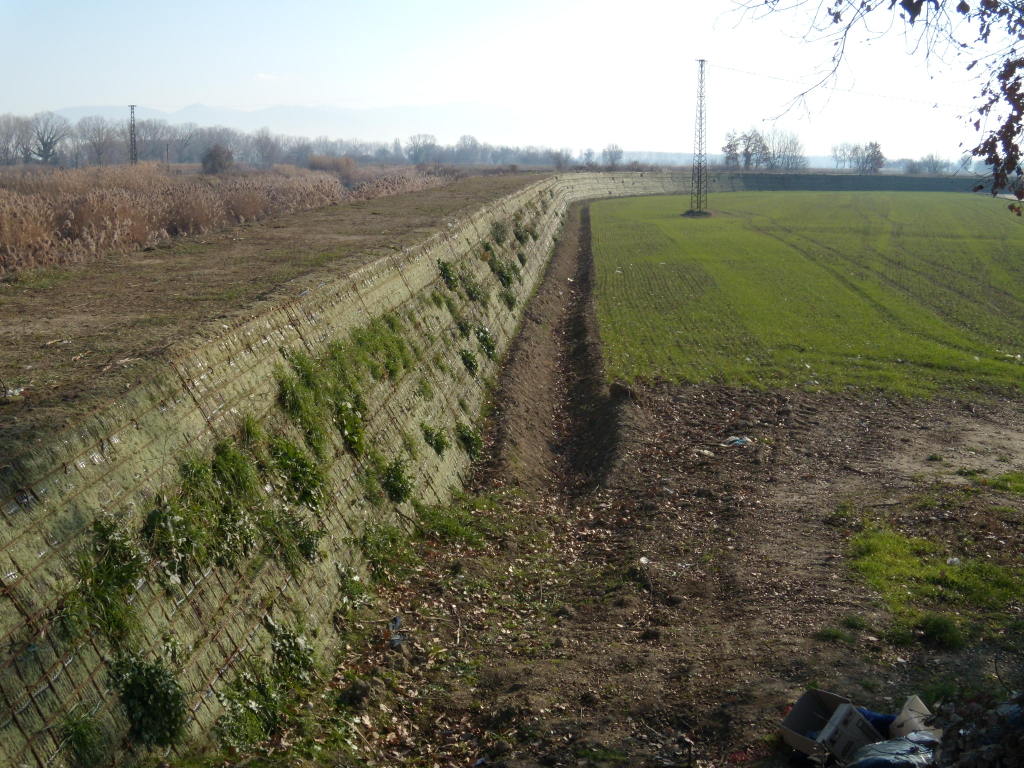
[0,0,993,160]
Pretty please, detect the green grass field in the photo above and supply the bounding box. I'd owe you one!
[590,192,1024,396]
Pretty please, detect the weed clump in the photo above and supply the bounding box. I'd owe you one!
[215,620,318,753]
[420,423,450,455]
[982,471,1024,493]
[113,654,187,747]
[499,286,517,310]
[475,325,497,359]
[460,349,479,376]
[414,498,491,546]
[458,269,488,304]
[276,362,329,460]
[490,220,509,245]
[488,255,521,287]
[269,435,327,511]
[437,259,458,290]
[417,377,434,400]
[64,514,149,642]
[455,422,483,460]
[916,612,966,650]
[379,457,413,503]
[357,522,418,580]
[144,492,210,585]
[62,713,109,768]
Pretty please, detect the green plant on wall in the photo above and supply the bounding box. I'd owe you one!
[455,422,484,460]
[215,618,318,754]
[356,522,419,581]
[420,423,450,455]
[113,654,187,748]
[268,435,326,511]
[276,357,330,460]
[460,349,479,376]
[61,711,110,768]
[490,220,509,245]
[499,287,517,311]
[62,514,149,643]
[379,456,413,504]
[488,255,521,288]
[417,377,434,400]
[437,259,458,290]
[458,269,489,304]
[474,326,497,360]
[144,492,210,586]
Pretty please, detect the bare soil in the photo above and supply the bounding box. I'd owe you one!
[0,172,544,460]
[338,203,1022,768]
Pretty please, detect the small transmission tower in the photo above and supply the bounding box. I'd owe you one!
[129,105,138,165]
[685,59,710,217]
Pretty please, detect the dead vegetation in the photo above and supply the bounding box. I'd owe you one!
[0,162,454,274]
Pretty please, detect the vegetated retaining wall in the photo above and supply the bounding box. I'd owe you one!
[0,170,692,768]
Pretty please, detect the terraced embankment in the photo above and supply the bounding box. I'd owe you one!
[0,171,699,767]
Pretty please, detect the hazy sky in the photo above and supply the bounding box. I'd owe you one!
[2,0,989,160]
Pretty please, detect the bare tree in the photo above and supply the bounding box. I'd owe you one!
[602,144,623,167]
[167,123,196,163]
[762,128,808,170]
[0,114,29,165]
[920,153,950,174]
[745,1,1024,196]
[739,130,769,168]
[31,111,71,164]
[856,142,885,174]
[76,116,118,165]
[455,135,482,164]
[722,132,741,168]
[831,143,858,170]
[406,134,439,164]
[253,127,282,168]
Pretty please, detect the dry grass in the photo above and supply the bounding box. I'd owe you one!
[0,162,452,274]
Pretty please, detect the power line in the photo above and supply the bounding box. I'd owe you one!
[706,61,960,110]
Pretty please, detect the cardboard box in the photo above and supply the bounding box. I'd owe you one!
[780,689,851,759]
[892,695,942,740]
[780,690,885,764]
[818,703,885,763]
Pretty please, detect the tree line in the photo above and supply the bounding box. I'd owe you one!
[0,111,632,171]
[721,129,809,171]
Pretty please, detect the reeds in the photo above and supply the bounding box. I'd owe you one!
[0,163,449,274]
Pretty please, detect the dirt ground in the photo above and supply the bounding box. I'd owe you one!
[329,203,1022,768]
[0,172,543,460]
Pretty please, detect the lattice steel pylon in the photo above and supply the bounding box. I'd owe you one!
[129,105,138,165]
[688,59,708,214]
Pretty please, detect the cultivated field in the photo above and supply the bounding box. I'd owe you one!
[591,192,1024,396]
